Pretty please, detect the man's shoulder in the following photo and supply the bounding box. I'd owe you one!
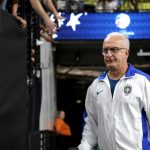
[88,76,102,90]
[134,68,150,81]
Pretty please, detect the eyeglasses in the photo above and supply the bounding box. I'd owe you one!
[101,47,127,55]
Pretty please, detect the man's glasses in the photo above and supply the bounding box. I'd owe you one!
[101,47,127,55]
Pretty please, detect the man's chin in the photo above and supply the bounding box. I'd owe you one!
[106,62,117,69]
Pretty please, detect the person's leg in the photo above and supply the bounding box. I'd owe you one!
[56,135,61,150]
[0,0,7,10]
[56,135,67,150]
[60,136,68,150]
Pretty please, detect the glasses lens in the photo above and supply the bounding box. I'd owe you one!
[109,47,119,53]
[102,47,120,55]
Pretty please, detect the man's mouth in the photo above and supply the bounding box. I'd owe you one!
[106,60,116,64]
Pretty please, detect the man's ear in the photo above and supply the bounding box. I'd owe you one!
[127,49,130,56]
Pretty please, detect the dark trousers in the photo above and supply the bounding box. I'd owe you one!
[56,135,70,150]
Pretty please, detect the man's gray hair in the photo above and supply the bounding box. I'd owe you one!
[105,32,130,49]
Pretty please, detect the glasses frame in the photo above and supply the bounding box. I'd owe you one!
[101,47,128,55]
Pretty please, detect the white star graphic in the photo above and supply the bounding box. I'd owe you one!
[57,12,65,28]
[49,12,65,39]
[50,12,65,28]
[66,13,83,31]
[50,14,55,22]
[58,19,65,28]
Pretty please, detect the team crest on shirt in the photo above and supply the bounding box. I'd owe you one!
[124,84,132,95]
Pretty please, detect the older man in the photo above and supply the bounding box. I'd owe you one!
[78,32,150,150]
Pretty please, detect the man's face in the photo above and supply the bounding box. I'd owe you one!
[60,111,65,119]
[103,36,129,71]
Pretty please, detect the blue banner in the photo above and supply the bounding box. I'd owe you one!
[53,12,150,40]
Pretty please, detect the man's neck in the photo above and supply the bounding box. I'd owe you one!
[108,64,128,80]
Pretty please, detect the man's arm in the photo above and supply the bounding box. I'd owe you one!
[42,0,63,20]
[78,86,98,150]
[29,0,57,34]
[144,78,150,141]
[10,0,27,28]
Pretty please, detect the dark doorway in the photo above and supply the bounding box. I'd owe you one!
[56,77,93,147]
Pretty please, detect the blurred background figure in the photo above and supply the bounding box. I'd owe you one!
[83,0,96,12]
[0,0,27,28]
[0,0,7,10]
[54,110,72,150]
[95,0,118,12]
[56,0,85,12]
[56,0,66,11]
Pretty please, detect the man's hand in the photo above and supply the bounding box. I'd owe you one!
[13,15,27,28]
[44,18,57,34]
[40,24,53,42]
